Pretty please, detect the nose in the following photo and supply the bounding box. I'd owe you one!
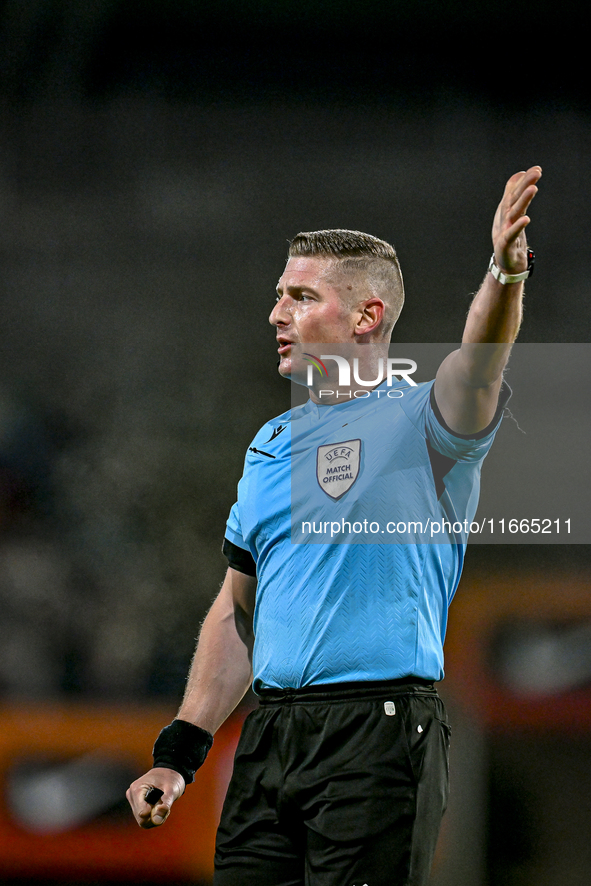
[269,295,290,327]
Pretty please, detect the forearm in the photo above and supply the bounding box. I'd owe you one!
[463,269,523,344]
[127,568,255,829]
[177,570,255,734]
[456,271,524,387]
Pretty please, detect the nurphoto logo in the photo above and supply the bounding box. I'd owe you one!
[304,354,417,388]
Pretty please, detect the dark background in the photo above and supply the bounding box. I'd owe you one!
[0,2,589,884]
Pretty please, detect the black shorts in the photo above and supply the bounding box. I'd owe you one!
[214,679,451,886]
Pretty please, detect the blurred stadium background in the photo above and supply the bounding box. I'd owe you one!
[0,1,589,884]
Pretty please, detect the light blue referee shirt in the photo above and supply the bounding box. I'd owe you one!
[225,379,509,692]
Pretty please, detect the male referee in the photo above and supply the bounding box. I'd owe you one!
[127,166,542,885]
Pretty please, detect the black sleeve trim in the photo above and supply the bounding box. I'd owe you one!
[222,537,257,576]
[430,380,512,441]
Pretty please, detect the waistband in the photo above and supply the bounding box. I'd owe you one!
[257,677,437,705]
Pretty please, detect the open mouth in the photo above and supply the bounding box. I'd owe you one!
[277,337,294,354]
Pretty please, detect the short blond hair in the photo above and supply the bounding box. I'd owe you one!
[288,229,404,337]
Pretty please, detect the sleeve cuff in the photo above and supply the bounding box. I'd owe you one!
[222,537,257,576]
[430,380,512,441]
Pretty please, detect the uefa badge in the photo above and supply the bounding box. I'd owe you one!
[316,439,361,500]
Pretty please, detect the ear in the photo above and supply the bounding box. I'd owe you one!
[353,298,385,338]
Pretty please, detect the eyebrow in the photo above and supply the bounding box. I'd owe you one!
[275,283,320,297]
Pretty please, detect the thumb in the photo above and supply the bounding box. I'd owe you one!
[151,802,170,826]
[151,791,177,826]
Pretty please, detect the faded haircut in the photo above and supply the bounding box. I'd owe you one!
[288,229,404,338]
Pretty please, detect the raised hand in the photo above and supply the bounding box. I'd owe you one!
[492,166,542,275]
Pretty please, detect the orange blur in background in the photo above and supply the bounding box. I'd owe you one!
[0,704,245,883]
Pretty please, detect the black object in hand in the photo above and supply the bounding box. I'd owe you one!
[145,787,164,805]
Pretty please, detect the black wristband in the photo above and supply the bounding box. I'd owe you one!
[152,719,213,786]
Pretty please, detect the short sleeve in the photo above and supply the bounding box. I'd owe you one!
[225,501,245,548]
[223,501,257,576]
[425,380,512,462]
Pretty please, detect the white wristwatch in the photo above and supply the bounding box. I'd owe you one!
[488,248,535,285]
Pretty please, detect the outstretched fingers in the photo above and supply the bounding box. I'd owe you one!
[506,166,542,195]
[505,167,542,220]
[510,185,537,222]
[502,213,531,248]
[493,166,542,269]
